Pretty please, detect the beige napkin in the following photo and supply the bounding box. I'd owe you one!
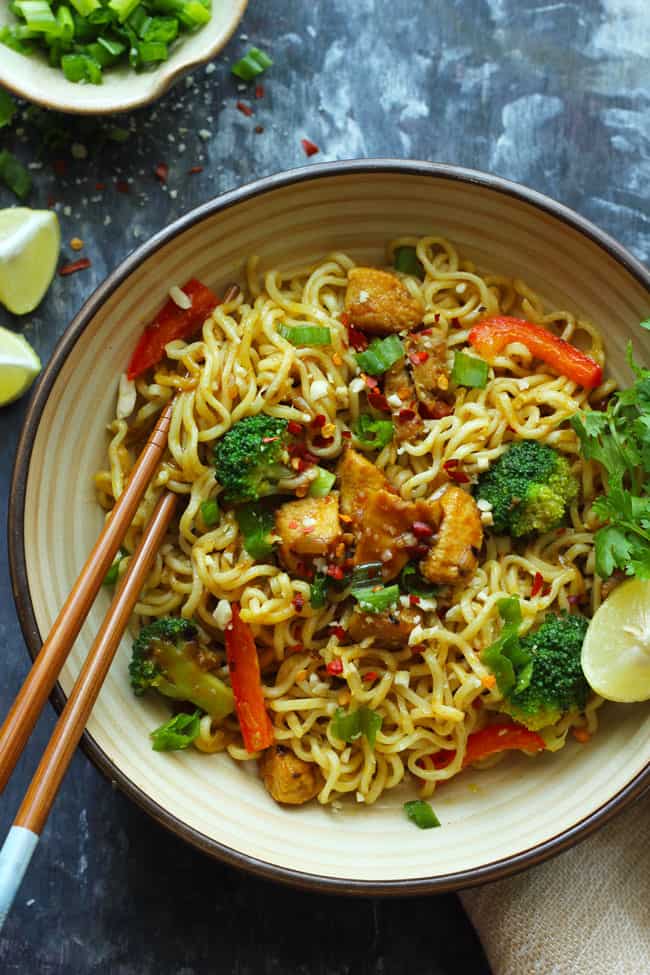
[461,791,650,975]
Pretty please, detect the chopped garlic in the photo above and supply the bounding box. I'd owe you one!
[358,290,369,303]
[409,624,425,645]
[116,373,137,419]
[356,791,365,803]
[476,456,490,471]
[394,670,409,687]
[169,285,192,310]
[212,599,232,630]
[418,597,438,612]
[349,377,365,394]
[310,379,329,400]
[456,283,467,294]
[399,595,411,609]
[477,498,493,512]
[387,393,403,408]
[481,512,494,526]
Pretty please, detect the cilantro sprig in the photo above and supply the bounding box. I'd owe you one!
[570,340,650,579]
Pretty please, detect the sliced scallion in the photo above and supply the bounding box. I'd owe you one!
[394,246,424,279]
[353,413,394,451]
[231,46,273,81]
[451,351,489,389]
[150,709,202,751]
[309,572,329,608]
[308,466,336,498]
[355,334,404,376]
[278,324,332,347]
[331,706,382,749]
[200,498,220,527]
[353,584,400,614]
[235,502,276,560]
[404,799,441,829]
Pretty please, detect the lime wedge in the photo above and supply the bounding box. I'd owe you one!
[0,326,41,406]
[581,578,650,702]
[0,208,60,315]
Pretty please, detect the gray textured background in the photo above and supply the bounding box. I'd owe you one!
[1,0,648,971]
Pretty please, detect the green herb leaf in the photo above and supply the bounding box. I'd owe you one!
[150,709,202,751]
[353,584,400,614]
[235,502,275,560]
[0,150,31,200]
[399,563,438,598]
[404,799,441,829]
[355,334,404,376]
[639,319,650,331]
[332,705,383,748]
[394,246,424,279]
[353,413,394,451]
[310,572,329,608]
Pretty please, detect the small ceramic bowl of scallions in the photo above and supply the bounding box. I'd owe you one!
[0,0,249,114]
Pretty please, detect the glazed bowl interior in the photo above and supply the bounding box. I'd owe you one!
[12,163,650,893]
[0,0,247,115]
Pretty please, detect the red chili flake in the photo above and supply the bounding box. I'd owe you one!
[115,179,129,194]
[301,138,319,157]
[288,520,299,530]
[342,430,352,440]
[53,158,66,177]
[303,524,315,535]
[327,564,345,580]
[406,543,430,559]
[347,326,368,352]
[236,100,253,117]
[47,195,57,209]
[292,593,305,612]
[542,583,552,597]
[255,84,265,99]
[412,521,434,539]
[59,258,91,276]
[340,312,350,327]
[262,435,280,443]
[419,328,432,336]
[254,125,265,134]
[327,658,344,676]
[312,434,334,448]
[287,420,303,436]
[434,313,441,323]
[531,572,544,597]
[443,460,470,483]
[188,166,204,175]
[556,527,567,536]
[409,594,421,606]
[95,181,106,191]
[419,401,453,420]
[409,350,429,366]
[288,443,318,464]
[367,388,391,412]
[398,408,416,421]
[154,162,168,184]
[363,374,379,390]
[311,414,327,429]
[363,671,378,683]
[330,624,347,641]
[288,643,304,654]
[411,645,425,657]
[451,317,460,328]
[472,697,484,709]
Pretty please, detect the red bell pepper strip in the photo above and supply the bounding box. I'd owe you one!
[428,721,545,770]
[225,604,275,753]
[126,278,220,380]
[468,316,603,389]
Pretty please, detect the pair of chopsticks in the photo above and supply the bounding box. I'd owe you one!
[0,401,177,931]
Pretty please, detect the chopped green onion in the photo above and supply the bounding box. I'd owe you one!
[107,125,130,142]
[353,413,394,451]
[451,351,489,389]
[0,90,16,129]
[108,0,142,22]
[56,5,75,42]
[235,502,276,560]
[331,706,383,749]
[404,799,441,829]
[353,584,400,614]
[231,46,273,81]
[16,1,59,34]
[399,563,438,598]
[0,150,32,200]
[140,14,178,42]
[176,0,210,27]
[640,319,650,331]
[308,466,336,498]
[61,52,102,83]
[355,334,404,376]
[481,596,527,695]
[138,39,167,60]
[70,0,101,15]
[103,560,121,587]
[200,498,220,527]
[150,709,202,751]
[278,324,332,346]
[394,246,424,279]
[310,572,329,608]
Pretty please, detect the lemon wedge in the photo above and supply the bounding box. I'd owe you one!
[0,208,60,315]
[0,326,41,406]
[581,578,650,702]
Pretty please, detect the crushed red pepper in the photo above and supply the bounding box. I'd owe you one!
[59,258,91,276]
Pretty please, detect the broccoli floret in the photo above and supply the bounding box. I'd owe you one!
[500,613,590,731]
[214,415,292,503]
[475,440,578,537]
[129,617,234,720]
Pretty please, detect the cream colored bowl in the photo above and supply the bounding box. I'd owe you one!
[10,162,650,893]
[0,0,247,115]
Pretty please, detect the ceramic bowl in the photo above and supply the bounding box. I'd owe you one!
[9,161,650,894]
[0,0,247,115]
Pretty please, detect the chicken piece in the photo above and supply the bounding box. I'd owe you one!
[348,606,419,650]
[406,331,454,419]
[420,486,483,585]
[384,360,424,442]
[275,494,341,572]
[259,745,323,805]
[345,267,424,335]
[337,448,393,523]
[354,489,422,582]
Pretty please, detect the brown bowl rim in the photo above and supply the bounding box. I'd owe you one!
[0,0,248,116]
[9,159,650,895]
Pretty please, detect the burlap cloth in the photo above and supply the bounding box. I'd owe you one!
[460,791,650,975]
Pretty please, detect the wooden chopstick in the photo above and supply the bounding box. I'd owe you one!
[0,399,174,794]
[0,489,178,931]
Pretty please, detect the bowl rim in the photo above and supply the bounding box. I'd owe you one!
[0,0,248,116]
[9,159,650,895]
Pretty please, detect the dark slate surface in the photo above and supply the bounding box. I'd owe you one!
[1,0,648,971]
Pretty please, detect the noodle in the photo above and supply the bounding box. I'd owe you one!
[95,235,608,805]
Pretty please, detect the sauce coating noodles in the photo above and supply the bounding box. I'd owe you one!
[95,236,608,804]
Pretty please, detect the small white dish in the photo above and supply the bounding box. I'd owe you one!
[0,0,247,115]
